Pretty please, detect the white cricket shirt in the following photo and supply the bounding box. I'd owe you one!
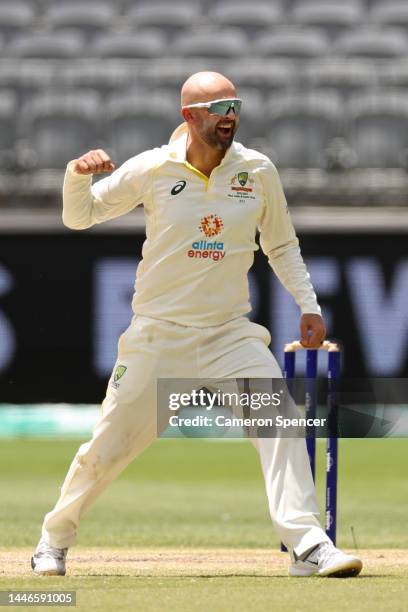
[63,124,320,327]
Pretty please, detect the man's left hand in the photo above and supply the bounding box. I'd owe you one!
[300,314,326,349]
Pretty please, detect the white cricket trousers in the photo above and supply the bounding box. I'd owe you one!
[42,315,330,556]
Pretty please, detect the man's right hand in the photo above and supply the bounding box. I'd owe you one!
[71,149,116,175]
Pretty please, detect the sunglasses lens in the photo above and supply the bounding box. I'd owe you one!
[208,100,242,116]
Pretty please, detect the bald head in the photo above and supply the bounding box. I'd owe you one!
[181,71,237,106]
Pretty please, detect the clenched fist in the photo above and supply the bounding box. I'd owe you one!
[71,149,116,175]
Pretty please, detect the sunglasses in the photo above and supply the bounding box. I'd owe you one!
[183,98,242,116]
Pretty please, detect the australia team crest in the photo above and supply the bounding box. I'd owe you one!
[229,171,255,200]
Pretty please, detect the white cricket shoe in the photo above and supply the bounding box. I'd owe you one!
[31,536,68,576]
[289,542,362,577]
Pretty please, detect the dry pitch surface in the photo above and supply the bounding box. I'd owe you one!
[1,548,407,578]
[1,549,408,612]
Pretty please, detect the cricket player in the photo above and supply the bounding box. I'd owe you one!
[31,72,362,578]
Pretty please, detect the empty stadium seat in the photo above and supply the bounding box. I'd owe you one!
[91,29,167,58]
[0,63,21,100]
[127,2,200,39]
[209,1,282,36]
[143,58,294,93]
[0,90,17,152]
[231,88,264,146]
[0,1,35,41]
[370,2,408,28]
[291,2,363,38]
[20,90,101,169]
[378,60,408,89]
[7,31,85,59]
[255,27,329,59]
[333,27,408,58]
[44,2,116,38]
[170,27,248,58]
[347,90,408,168]
[291,0,363,20]
[266,90,343,168]
[0,61,55,103]
[106,89,179,163]
[304,59,378,99]
[121,0,205,8]
[140,63,205,93]
[57,62,134,96]
[292,0,362,6]
[227,60,296,94]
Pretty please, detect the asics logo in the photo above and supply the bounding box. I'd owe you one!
[171,180,186,196]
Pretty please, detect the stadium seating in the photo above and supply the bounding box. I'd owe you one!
[379,60,408,89]
[209,1,283,36]
[170,27,248,58]
[0,1,35,41]
[0,63,21,100]
[0,0,407,174]
[0,61,55,104]
[346,90,408,168]
[291,2,363,38]
[139,62,208,94]
[20,90,101,168]
[304,59,378,99]
[106,89,179,163]
[231,88,263,146]
[292,0,360,5]
[44,2,116,38]
[333,27,408,58]
[255,27,329,59]
[227,61,296,95]
[266,90,343,168]
[0,90,17,154]
[90,30,167,58]
[7,31,85,59]
[140,59,294,96]
[370,2,408,28]
[120,0,206,8]
[126,2,201,39]
[56,63,134,97]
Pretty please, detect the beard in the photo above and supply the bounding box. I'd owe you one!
[199,119,238,151]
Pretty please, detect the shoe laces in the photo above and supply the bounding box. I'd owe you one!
[36,537,67,560]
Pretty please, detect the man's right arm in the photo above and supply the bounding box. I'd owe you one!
[62,148,154,230]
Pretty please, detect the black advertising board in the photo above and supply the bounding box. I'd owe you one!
[0,232,407,403]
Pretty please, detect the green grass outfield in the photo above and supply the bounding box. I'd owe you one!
[1,438,407,611]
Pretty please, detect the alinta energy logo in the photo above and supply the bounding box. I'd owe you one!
[199,214,223,237]
[187,214,226,262]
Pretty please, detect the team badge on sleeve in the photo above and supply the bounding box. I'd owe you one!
[114,365,127,382]
[111,364,127,389]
